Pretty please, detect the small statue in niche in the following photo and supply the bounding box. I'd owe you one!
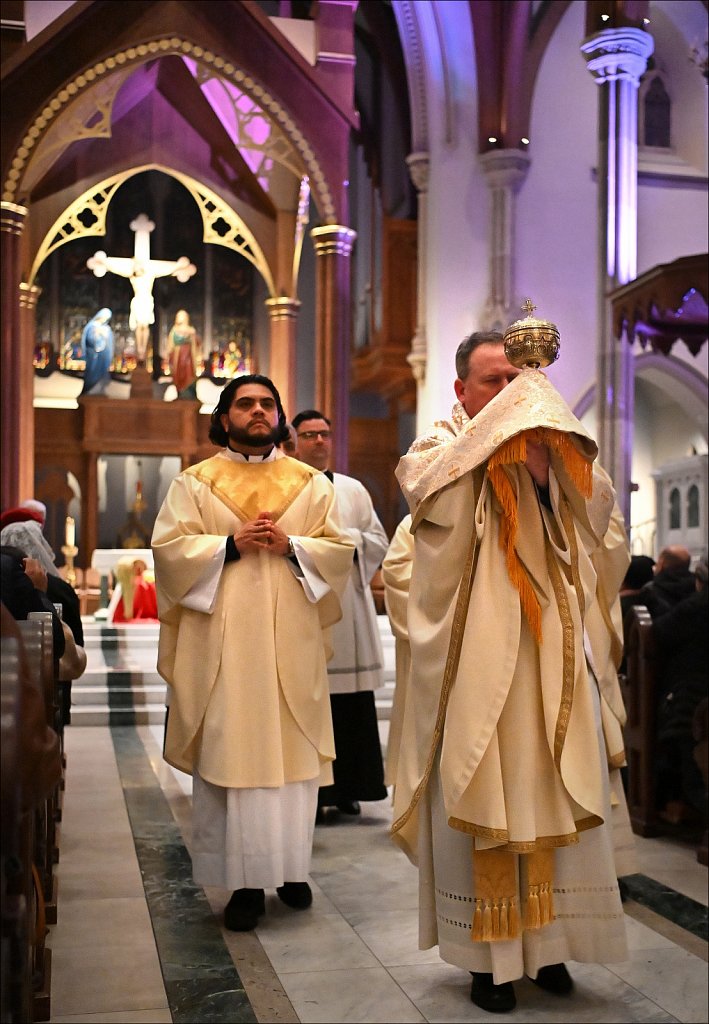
[166,309,201,399]
[80,308,114,396]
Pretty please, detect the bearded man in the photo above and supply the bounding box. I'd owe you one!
[152,374,354,931]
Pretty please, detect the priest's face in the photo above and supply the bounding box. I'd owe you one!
[220,383,281,451]
[295,418,332,472]
[454,343,520,420]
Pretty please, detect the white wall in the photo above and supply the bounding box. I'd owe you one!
[417,1,488,429]
[517,1,600,408]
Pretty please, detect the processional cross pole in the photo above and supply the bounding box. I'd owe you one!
[87,213,197,366]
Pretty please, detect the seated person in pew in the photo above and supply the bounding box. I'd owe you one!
[1,603,62,810]
[1,513,84,647]
[652,558,709,829]
[0,545,65,661]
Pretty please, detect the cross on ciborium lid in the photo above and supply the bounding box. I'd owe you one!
[503,298,560,369]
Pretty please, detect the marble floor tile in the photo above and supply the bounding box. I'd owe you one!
[50,942,168,1017]
[313,871,420,919]
[388,960,679,1023]
[256,906,381,973]
[607,946,709,1023]
[349,908,443,967]
[46,895,157,950]
[624,912,677,951]
[629,836,708,904]
[278,966,426,1023]
[51,1010,172,1023]
[201,892,299,1023]
[52,857,145,901]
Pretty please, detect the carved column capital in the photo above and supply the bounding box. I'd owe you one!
[1,200,28,236]
[265,296,301,322]
[580,28,654,87]
[479,149,531,330]
[406,151,430,194]
[478,148,531,192]
[19,281,41,309]
[310,224,357,258]
[310,224,355,469]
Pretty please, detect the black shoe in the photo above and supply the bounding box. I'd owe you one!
[276,881,313,909]
[336,799,361,815]
[315,805,325,824]
[470,972,516,1013]
[224,888,265,931]
[529,962,573,994]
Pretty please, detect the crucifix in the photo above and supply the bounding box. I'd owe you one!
[87,213,197,365]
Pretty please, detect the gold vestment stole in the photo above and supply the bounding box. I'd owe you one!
[186,456,317,522]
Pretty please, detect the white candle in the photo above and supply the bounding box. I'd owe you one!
[65,516,75,548]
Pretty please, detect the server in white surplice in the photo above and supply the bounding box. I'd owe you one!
[293,409,389,817]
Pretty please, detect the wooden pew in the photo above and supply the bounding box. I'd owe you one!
[620,604,708,864]
[16,617,58,1022]
[1,635,34,1024]
[618,605,659,836]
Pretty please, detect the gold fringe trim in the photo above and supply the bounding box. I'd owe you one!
[472,897,521,942]
[524,882,555,929]
[524,848,556,930]
[486,428,593,646]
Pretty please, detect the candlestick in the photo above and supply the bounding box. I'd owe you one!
[61,544,79,589]
[65,515,75,548]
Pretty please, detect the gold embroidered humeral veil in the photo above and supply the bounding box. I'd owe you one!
[393,365,618,943]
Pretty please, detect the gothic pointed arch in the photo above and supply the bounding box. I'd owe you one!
[28,165,276,296]
[1,1,356,225]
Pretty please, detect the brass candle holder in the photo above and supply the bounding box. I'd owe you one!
[503,298,560,370]
[61,544,79,589]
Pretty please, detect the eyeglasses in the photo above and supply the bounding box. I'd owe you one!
[297,430,332,440]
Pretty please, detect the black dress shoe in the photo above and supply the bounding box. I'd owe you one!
[336,799,361,815]
[224,888,265,932]
[276,881,313,909]
[470,972,516,1013]
[315,805,325,825]
[529,962,573,994]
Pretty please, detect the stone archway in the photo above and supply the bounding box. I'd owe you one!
[27,164,277,295]
[3,38,339,222]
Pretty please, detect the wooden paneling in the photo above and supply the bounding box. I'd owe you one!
[34,398,213,566]
[349,416,401,541]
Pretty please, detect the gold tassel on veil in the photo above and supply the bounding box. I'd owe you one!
[471,849,519,942]
[524,847,556,930]
[471,847,556,943]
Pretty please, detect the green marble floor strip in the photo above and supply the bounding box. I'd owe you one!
[111,725,258,1024]
[620,873,708,942]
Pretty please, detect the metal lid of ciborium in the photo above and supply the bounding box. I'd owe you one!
[503,298,560,369]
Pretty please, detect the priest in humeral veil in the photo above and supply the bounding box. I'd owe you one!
[392,303,634,1013]
[151,374,354,933]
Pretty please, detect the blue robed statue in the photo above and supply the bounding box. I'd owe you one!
[80,308,114,396]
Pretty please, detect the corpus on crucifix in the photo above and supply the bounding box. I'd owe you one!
[87,213,197,365]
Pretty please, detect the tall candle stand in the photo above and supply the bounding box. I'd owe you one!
[61,544,79,589]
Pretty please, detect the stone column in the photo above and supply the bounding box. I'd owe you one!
[203,242,213,358]
[84,452,99,560]
[310,225,356,472]
[1,201,29,509]
[581,27,654,523]
[478,149,531,332]
[19,281,41,502]
[406,152,429,412]
[265,296,301,421]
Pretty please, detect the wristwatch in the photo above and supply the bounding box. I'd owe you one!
[286,537,296,558]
